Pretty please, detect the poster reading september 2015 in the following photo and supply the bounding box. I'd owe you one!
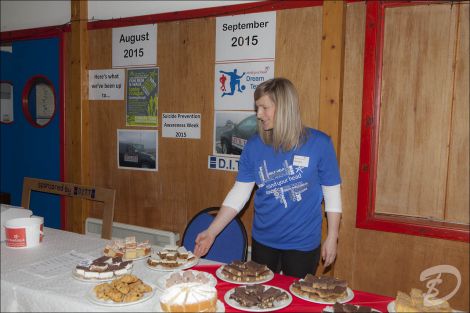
[126,67,159,127]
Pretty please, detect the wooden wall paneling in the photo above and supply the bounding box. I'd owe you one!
[67,0,90,234]
[375,4,458,219]
[335,1,366,284]
[445,3,469,223]
[275,6,323,128]
[336,3,469,311]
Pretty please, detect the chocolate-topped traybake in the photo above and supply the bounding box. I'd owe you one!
[291,274,349,302]
[322,302,374,312]
[229,284,289,309]
[220,260,272,282]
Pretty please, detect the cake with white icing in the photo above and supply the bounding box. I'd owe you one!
[159,282,217,312]
[74,256,133,280]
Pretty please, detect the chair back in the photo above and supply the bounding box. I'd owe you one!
[21,177,116,239]
[182,207,248,263]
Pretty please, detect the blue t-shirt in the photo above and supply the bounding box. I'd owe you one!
[236,128,341,251]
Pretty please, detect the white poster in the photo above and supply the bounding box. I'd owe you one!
[214,61,274,111]
[117,129,158,171]
[214,110,256,156]
[112,24,157,68]
[0,82,13,123]
[216,12,276,62]
[162,113,201,139]
[89,69,125,100]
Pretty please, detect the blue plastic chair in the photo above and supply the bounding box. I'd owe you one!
[182,207,248,263]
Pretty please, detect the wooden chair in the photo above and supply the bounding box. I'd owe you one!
[21,177,116,239]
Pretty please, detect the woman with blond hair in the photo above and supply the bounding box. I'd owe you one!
[195,78,342,278]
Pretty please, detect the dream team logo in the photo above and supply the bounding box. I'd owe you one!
[218,68,246,97]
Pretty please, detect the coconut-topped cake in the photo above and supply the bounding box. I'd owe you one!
[159,282,217,312]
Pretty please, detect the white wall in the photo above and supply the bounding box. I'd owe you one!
[1,1,255,32]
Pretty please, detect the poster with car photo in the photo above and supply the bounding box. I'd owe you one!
[214,111,257,156]
[117,129,158,171]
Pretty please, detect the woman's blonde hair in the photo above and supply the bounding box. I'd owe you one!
[254,77,306,151]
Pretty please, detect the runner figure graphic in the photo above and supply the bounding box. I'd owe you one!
[219,69,246,97]
[219,74,227,92]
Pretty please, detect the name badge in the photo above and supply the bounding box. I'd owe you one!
[293,155,309,168]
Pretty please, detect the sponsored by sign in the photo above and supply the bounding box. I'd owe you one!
[162,113,201,139]
[112,24,157,68]
[88,69,125,100]
[208,155,239,172]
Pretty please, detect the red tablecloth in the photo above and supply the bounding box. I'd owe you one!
[193,265,394,313]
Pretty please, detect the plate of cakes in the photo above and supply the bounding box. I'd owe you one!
[145,245,199,271]
[156,282,225,312]
[388,288,458,312]
[216,261,274,285]
[156,269,217,291]
[86,274,155,306]
[289,274,354,304]
[73,255,133,282]
[322,302,381,312]
[224,284,292,312]
[103,236,151,261]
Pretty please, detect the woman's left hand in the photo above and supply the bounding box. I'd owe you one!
[321,235,338,267]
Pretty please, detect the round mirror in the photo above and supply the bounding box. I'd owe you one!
[22,75,56,127]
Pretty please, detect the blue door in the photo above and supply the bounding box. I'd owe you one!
[0,37,62,229]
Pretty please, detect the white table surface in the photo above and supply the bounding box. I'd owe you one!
[1,227,220,312]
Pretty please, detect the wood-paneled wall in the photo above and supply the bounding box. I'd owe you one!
[337,3,469,311]
[65,2,468,310]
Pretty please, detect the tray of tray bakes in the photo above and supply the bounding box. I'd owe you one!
[289,274,354,304]
[224,284,292,312]
[388,288,461,313]
[86,274,155,307]
[156,269,217,290]
[72,256,133,282]
[216,261,274,285]
[103,236,151,261]
[322,302,381,312]
[145,245,199,271]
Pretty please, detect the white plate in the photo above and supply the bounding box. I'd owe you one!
[224,285,292,312]
[145,257,199,272]
[86,282,155,306]
[289,284,354,304]
[72,269,132,283]
[323,304,381,312]
[155,299,225,312]
[215,266,274,285]
[156,270,217,290]
[386,300,463,313]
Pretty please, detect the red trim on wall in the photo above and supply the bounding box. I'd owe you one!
[59,32,66,230]
[87,1,323,30]
[0,25,70,42]
[356,1,469,242]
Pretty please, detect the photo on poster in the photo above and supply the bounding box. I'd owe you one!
[214,61,274,111]
[126,67,159,127]
[214,111,257,156]
[117,129,158,171]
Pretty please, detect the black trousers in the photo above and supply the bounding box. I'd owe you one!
[251,238,321,279]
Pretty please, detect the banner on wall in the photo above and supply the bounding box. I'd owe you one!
[112,24,157,68]
[214,61,274,111]
[88,69,125,100]
[126,67,159,127]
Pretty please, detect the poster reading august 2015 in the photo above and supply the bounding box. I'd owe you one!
[126,67,159,127]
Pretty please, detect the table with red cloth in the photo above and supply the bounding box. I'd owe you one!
[193,264,394,313]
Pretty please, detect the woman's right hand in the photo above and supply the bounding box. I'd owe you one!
[194,229,216,258]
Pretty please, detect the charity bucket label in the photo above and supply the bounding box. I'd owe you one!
[5,217,43,248]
